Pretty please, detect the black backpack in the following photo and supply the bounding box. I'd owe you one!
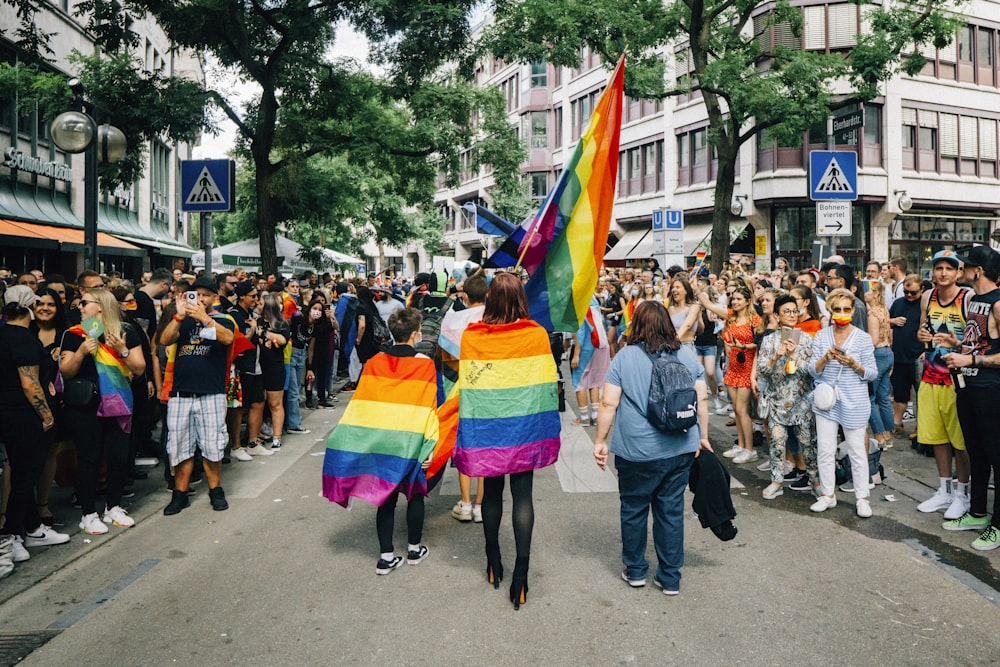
[644,349,699,433]
[369,310,393,353]
[413,293,454,360]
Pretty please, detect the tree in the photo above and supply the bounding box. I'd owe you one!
[128,0,525,274]
[483,0,960,266]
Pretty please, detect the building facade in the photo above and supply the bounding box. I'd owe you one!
[436,2,1000,279]
[0,0,202,280]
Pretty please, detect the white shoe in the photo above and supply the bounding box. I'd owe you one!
[733,449,759,464]
[79,512,109,535]
[917,489,953,513]
[231,448,253,462]
[810,495,837,513]
[722,445,743,459]
[756,460,771,471]
[8,536,30,562]
[856,499,873,518]
[103,505,135,528]
[714,406,730,416]
[247,443,274,456]
[23,524,70,547]
[0,555,12,579]
[944,492,971,520]
[472,504,483,523]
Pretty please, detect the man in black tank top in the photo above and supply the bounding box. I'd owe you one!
[942,246,1000,550]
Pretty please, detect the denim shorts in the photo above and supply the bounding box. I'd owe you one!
[695,344,717,358]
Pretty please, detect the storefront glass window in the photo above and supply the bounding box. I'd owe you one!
[889,214,994,279]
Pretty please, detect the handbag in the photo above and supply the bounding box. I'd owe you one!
[63,377,99,408]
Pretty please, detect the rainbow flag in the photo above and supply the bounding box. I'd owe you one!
[509,56,625,332]
[322,352,440,508]
[452,319,561,478]
[67,324,134,432]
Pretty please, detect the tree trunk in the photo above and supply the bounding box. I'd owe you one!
[254,157,278,275]
[710,152,737,274]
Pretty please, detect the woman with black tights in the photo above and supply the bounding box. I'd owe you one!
[453,272,561,609]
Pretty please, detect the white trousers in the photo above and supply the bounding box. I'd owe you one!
[815,413,870,500]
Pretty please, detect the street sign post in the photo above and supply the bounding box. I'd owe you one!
[833,110,864,144]
[182,159,235,276]
[809,151,857,201]
[816,201,852,236]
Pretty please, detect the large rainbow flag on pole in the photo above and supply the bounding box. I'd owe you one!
[322,353,440,508]
[490,56,625,332]
[452,319,560,478]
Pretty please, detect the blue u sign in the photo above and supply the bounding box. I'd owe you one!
[665,210,684,230]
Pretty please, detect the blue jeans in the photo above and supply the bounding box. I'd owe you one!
[615,452,695,590]
[869,347,894,435]
[285,347,307,429]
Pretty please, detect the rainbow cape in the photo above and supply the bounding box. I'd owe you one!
[322,352,440,507]
[66,324,134,432]
[452,319,561,478]
[488,57,624,332]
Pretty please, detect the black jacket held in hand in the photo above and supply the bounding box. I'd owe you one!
[688,450,738,541]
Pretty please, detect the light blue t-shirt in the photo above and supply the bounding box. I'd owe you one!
[605,344,704,462]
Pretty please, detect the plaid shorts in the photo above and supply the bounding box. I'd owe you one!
[166,394,228,464]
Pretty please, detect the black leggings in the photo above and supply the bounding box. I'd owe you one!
[312,348,331,402]
[482,471,534,560]
[68,407,130,514]
[375,492,424,553]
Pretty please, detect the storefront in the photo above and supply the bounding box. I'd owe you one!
[889,212,996,279]
[770,203,874,270]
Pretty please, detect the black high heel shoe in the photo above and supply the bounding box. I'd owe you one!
[486,547,503,589]
[510,557,529,610]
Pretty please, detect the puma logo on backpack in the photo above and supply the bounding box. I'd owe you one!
[646,350,699,433]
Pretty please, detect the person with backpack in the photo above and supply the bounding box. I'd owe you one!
[593,300,712,596]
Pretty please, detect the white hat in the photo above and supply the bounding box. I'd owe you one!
[3,285,40,319]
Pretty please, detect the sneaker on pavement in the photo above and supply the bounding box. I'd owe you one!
[722,445,743,459]
[406,545,429,565]
[788,475,813,492]
[942,513,990,532]
[375,555,404,575]
[247,442,274,456]
[472,504,483,523]
[856,499,873,518]
[0,556,12,580]
[838,478,875,493]
[652,578,679,596]
[103,505,135,528]
[163,490,190,516]
[287,427,311,434]
[714,405,729,416]
[209,486,229,511]
[971,525,1000,551]
[756,460,771,472]
[784,468,806,482]
[270,438,283,450]
[917,490,953,513]
[451,502,473,522]
[621,567,646,588]
[23,524,70,546]
[944,492,971,520]
[79,512,109,535]
[7,536,30,562]
[231,448,253,462]
[810,495,837,513]
[733,448,759,464]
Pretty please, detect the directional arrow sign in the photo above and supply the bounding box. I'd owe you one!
[816,201,852,236]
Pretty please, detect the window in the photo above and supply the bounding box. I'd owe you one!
[912,23,1000,86]
[692,129,707,165]
[890,215,992,278]
[902,106,999,178]
[618,140,664,196]
[553,105,563,148]
[528,172,548,202]
[498,75,519,112]
[570,88,602,141]
[530,61,547,87]
[522,111,547,149]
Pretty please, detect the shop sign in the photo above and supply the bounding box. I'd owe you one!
[4,147,72,182]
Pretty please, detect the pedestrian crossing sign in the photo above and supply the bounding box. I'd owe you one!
[809,151,857,201]
[181,159,236,212]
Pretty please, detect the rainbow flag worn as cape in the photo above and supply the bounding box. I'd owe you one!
[452,319,561,478]
[322,352,440,508]
[66,324,134,433]
[489,57,624,333]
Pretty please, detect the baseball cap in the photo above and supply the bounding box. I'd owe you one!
[4,285,40,317]
[931,250,961,268]
[191,277,218,293]
[958,245,999,269]
[234,281,256,297]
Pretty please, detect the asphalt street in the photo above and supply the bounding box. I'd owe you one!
[1,387,999,665]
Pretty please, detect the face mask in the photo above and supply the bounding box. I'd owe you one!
[799,308,807,317]
[831,314,852,327]
[631,290,638,298]
[310,310,321,320]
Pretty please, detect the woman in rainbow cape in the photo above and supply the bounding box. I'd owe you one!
[59,287,146,535]
[452,272,561,610]
[322,308,440,575]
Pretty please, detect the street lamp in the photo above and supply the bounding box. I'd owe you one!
[894,189,912,212]
[731,194,749,217]
[50,78,127,271]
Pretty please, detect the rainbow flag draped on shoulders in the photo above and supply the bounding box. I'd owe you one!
[488,56,625,333]
[452,319,560,478]
[66,324,134,432]
[322,352,440,508]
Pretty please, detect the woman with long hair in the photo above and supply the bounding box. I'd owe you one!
[305,296,337,408]
[601,281,624,357]
[452,272,560,610]
[865,283,894,448]
[257,292,290,449]
[571,282,611,426]
[31,288,69,526]
[698,284,762,463]
[693,278,725,415]
[667,278,701,351]
[621,281,641,343]
[593,300,711,595]
[790,284,823,337]
[59,287,146,534]
[808,288,878,516]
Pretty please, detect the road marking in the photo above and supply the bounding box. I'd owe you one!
[47,559,161,629]
[901,539,1000,609]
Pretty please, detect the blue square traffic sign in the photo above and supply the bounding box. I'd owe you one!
[809,151,857,201]
[181,159,235,212]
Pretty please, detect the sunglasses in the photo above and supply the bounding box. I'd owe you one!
[904,289,920,296]
[79,299,98,306]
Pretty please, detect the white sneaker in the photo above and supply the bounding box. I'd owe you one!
[810,495,838,513]
[0,555,12,580]
[722,445,743,458]
[8,536,30,562]
[247,443,274,456]
[79,512,109,535]
[23,524,70,547]
[917,489,953,513]
[451,502,472,521]
[944,492,971,520]
[103,505,135,528]
[856,499,873,518]
[472,504,483,523]
[756,460,771,471]
[231,448,253,462]
[733,449,759,464]
[714,406,730,416]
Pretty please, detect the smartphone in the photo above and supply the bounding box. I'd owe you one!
[185,291,198,303]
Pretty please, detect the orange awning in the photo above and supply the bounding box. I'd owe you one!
[0,219,143,255]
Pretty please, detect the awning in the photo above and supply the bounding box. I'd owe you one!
[114,234,195,257]
[0,219,144,257]
[685,221,750,256]
[604,228,649,261]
